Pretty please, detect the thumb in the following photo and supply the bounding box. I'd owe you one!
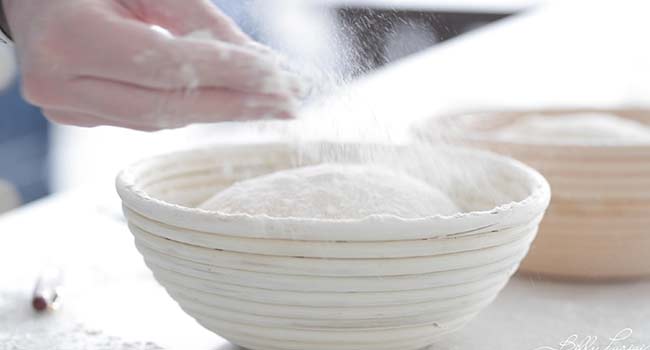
[120,0,252,44]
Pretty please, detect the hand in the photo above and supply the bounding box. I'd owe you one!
[4,0,303,130]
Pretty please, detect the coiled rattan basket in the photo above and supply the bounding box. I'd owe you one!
[117,142,550,350]
[417,108,650,280]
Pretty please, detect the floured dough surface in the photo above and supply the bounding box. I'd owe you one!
[199,163,459,219]
[494,113,650,143]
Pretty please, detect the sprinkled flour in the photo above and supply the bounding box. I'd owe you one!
[199,163,460,219]
[183,29,215,41]
[0,291,164,350]
[494,113,650,144]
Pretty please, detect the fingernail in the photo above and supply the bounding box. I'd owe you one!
[245,42,275,56]
[149,25,174,39]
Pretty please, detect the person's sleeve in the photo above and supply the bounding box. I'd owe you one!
[0,1,11,43]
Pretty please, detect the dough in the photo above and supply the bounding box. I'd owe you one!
[199,163,459,219]
[495,113,650,143]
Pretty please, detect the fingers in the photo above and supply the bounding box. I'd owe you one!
[121,0,252,44]
[117,0,290,72]
[30,77,296,129]
[59,13,301,95]
[15,0,305,131]
[42,109,160,131]
[42,109,99,128]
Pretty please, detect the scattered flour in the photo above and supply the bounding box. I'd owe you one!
[179,63,199,90]
[494,113,650,144]
[199,163,459,219]
[183,29,215,41]
[181,28,307,98]
[0,291,164,350]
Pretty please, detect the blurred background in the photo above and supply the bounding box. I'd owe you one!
[1,0,649,212]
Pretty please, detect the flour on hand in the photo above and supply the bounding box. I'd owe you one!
[494,113,650,144]
[199,163,459,219]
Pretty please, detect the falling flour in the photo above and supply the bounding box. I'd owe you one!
[199,163,460,219]
[494,113,650,144]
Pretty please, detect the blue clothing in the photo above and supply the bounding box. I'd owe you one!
[0,79,50,203]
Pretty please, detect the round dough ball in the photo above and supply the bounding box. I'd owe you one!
[199,163,459,219]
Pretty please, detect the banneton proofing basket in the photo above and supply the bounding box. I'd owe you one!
[417,108,650,280]
[116,142,550,350]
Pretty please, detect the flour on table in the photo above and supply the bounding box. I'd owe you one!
[0,291,164,350]
[199,163,459,219]
[494,113,650,144]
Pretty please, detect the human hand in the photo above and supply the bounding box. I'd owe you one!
[4,0,304,130]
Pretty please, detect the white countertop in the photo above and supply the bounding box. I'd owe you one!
[1,189,649,350]
[3,1,650,348]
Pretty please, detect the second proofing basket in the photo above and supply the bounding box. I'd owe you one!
[417,109,650,280]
